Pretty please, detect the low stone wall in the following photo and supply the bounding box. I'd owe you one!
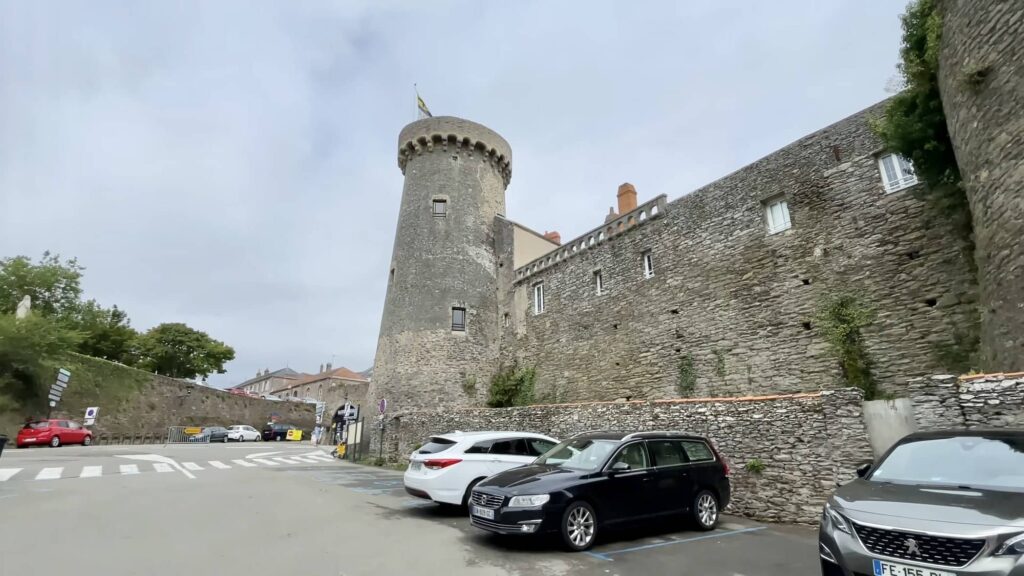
[383,388,871,524]
[909,373,1024,430]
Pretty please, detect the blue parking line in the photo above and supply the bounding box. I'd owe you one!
[586,526,767,560]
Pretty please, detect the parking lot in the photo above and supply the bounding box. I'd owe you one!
[309,461,821,576]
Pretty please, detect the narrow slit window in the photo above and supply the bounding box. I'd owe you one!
[451,307,466,331]
[432,199,447,217]
[594,270,604,295]
[533,282,545,314]
[642,251,654,279]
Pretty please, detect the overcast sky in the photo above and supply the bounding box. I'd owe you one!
[0,1,909,386]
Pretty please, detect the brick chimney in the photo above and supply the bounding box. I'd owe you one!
[617,183,637,214]
[604,206,618,223]
[319,363,324,373]
[326,362,333,372]
[543,231,561,245]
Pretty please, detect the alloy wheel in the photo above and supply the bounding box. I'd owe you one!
[567,506,595,548]
[697,492,718,528]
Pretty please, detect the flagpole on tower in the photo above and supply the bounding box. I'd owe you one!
[415,84,432,119]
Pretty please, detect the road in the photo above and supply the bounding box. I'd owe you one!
[0,443,819,575]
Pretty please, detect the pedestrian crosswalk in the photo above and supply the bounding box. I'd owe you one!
[0,452,336,483]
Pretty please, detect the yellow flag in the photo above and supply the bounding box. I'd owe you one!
[416,88,432,119]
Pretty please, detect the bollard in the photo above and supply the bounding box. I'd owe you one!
[0,434,8,459]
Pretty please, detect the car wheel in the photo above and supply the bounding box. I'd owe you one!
[693,489,719,531]
[50,436,61,448]
[82,435,92,446]
[462,478,485,508]
[561,501,597,551]
[275,435,281,441]
[256,435,262,442]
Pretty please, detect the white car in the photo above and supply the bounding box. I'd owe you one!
[403,431,559,506]
[226,425,261,442]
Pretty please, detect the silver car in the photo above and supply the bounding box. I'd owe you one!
[820,430,1024,576]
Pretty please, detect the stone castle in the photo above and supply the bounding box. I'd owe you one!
[368,0,1023,411]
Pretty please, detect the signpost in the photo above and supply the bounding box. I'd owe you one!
[46,368,71,418]
[84,407,99,426]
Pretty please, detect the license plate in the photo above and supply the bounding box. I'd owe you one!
[471,505,495,520]
[410,461,422,471]
[873,559,955,576]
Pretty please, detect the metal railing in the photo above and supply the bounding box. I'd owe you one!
[88,432,167,446]
[166,426,209,444]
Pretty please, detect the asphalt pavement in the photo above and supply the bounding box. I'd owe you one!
[0,443,819,576]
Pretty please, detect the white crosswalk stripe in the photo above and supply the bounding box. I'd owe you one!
[36,467,63,480]
[153,463,174,473]
[80,466,103,478]
[182,462,203,471]
[250,458,278,466]
[232,459,257,467]
[208,460,231,469]
[120,464,139,475]
[0,468,22,481]
[308,454,334,462]
[272,457,299,464]
[290,456,317,463]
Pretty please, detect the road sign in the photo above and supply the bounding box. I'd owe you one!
[48,393,62,402]
[52,381,67,391]
[378,398,387,414]
[184,427,202,436]
[48,401,56,407]
[315,401,326,424]
[84,407,99,426]
[56,372,70,384]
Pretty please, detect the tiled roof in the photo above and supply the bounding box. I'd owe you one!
[270,366,369,394]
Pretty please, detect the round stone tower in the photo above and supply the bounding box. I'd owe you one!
[368,117,512,411]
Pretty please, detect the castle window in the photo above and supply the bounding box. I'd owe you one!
[432,199,447,217]
[878,153,918,193]
[533,282,545,314]
[503,313,510,327]
[764,198,792,234]
[642,251,654,279]
[594,270,604,295]
[451,307,466,331]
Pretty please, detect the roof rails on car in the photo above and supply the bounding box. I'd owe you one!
[621,430,699,440]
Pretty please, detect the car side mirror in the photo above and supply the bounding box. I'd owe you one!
[855,463,872,478]
[610,462,631,474]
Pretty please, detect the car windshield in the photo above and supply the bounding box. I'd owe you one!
[533,438,618,471]
[870,435,1024,492]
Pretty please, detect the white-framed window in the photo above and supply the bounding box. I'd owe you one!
[594,270,604,295]
[533,282,545,315]
[451,307,466,332]
[642,251,654,279]
[765,198,792,234]
[878,153,918,193]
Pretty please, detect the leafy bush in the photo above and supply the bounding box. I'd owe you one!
[814,295,878,399]
[676,354,696,396]
[486,363,536,408]
[744,459,766,475]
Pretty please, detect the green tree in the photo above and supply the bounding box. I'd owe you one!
[486,363,536,408]
[0,313,82,414]
[0,253,84,317]
[873,0,970,241]
[63,300,139,365]
[135,323,235,380]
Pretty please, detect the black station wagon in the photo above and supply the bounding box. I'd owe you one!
[469,430,732,551]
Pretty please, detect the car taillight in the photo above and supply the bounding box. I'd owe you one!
[423,458,462,470]
[710,445,730,477]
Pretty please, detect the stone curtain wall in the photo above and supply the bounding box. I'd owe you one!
[938,0,1024,371]
[53,355,315,436]
[501,103,977,402]
[908,373,1024,430]
[387,389,872,524]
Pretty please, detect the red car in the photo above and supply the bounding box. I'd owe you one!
[16,419,93,448]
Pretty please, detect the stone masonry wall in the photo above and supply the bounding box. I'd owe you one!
[908,373,1024,430]
[938,0,1024,371]
[501,102,978,402]
[385,388,872,524]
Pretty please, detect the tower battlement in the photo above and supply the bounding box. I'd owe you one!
[398,116,513,187]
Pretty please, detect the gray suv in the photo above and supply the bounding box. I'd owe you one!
[820,430,1024,576]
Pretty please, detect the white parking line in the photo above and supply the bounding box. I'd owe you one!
[80,466,103,478]
[208,460,231,469]
[250,458,278,466]
[182,462,203,471]
[120,464,140,475]
[36,467,63,480]
[153,463,174,473]
[272,457,299,464]
[232,459,257,467]
[0,468,22,481]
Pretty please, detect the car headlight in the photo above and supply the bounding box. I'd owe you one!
[996,533,1024,556]
[824,503,851,534]
[508,494,550,508]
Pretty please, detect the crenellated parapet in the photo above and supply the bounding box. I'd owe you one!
[397,116,513,188]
